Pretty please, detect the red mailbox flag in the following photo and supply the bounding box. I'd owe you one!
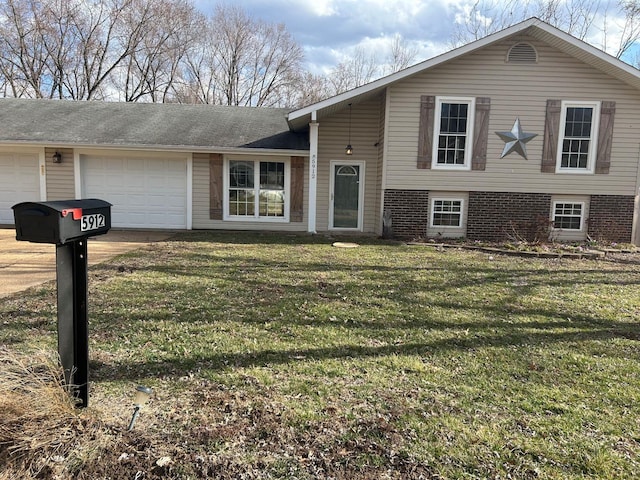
[61,208,83,220]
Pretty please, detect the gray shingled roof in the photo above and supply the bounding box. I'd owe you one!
[0,98,309,151]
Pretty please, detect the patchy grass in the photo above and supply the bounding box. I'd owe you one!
[1,231,640,479]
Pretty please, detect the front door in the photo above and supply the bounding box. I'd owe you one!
[330,162,364,230]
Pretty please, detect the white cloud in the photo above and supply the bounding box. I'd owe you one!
[195,0,638,74]
[305,0,338,17]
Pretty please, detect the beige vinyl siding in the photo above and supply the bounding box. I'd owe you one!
[45,147,75,200]
[192,152,308,231]
[317,97,383,233]
[385,35,640,195]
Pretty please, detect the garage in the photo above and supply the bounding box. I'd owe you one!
[0,152,40,224]
[81,154,188,229]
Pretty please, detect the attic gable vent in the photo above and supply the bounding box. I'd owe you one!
[507,43,537,63]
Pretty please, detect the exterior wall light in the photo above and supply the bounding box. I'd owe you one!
[345,103,353,155]
[127,385,153,431]
[52,152,62,163]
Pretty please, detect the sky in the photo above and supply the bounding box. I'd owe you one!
[193,0,636,74]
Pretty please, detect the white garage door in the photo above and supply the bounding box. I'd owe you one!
[82,155,187,229]
[0,152,40,224]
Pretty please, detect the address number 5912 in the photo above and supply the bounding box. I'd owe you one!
[81,214,106,232]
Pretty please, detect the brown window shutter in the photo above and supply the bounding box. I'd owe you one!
[542,100,561,172]
[472,97,491,171]
[417,95,435,169]
[595,101,615,174]
[209,153,223,220]
[290,156,304,222]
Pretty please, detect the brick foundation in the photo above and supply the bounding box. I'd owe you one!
[466,192,552,242]
[587,195,634,243]
[383,190,636,243]
[383,190,429,239]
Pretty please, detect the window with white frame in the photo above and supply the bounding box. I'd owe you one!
[552,202,584,230]
[227,160,288,220]
[433,97,475,169]
[430,198,463,228]
[557,101,600,173]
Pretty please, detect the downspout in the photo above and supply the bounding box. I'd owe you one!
[308,111,319,233]
[633,142,640,245]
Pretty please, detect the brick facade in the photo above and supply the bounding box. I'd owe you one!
[384,190,636,243]
[587,195,635,243]
[383,190,429,239]
[466,192,552,241]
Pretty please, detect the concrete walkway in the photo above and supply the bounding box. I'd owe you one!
[0,228,173,297]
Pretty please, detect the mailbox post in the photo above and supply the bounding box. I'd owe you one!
[13,199,111,408]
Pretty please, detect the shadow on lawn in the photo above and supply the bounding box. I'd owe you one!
[90,313,640,383]
[166,230,392,246]
[102,243,640,286]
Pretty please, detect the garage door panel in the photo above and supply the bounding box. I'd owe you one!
[83,155,187,229]
[0,153,40,224]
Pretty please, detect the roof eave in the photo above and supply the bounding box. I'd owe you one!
[0,141,309,156]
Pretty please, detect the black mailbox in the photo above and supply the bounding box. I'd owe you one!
[13,199,111,245]
[12,198,112,408]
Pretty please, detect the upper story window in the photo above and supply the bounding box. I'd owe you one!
[432,97,475,170]
[557,101,600,173]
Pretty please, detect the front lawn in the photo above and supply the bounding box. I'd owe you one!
[1,231,640,479]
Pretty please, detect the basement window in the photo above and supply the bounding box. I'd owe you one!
[552,202,584,230]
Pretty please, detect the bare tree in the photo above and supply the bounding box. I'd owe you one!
[117,0,204,102]
[452,0,640,60]
[178,22,222,104]
[328,47,378,95]
[211,4,304,106]
[615,0,640,58]
[176,4,304,107]
[280,71,331,108]
[384,33,419,75]
[0,0,307,105]
[0,0,51,97]
[61,0,158,100]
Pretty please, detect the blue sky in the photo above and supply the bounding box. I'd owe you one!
[193,0,636,74]
[193,0,465,73]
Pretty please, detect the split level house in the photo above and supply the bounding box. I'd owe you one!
[1,17,640,244]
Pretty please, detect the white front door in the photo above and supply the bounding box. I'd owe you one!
[329,161,364,230]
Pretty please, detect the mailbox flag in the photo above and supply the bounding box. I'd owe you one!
[61,208,83,220]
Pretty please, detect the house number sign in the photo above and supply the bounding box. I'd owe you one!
[81,214,107,232]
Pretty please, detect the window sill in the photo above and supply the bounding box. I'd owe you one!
[224,216,290,223]
[554,168,594,175]
[431,164,471,171]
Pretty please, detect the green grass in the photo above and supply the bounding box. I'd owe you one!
[2,231,640,479]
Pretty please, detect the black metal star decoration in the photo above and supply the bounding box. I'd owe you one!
[495,118,537,160]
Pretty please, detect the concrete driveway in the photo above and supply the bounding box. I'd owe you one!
[0,228,173,297]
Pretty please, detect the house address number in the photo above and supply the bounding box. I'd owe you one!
[81,214,106,232]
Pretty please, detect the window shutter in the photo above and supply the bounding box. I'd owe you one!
[290,156,304,222]
[472,97,491,171]
[541,99,561,173]
[209,153,223,220]
[417,95,435,169]
[595,101,615,174]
